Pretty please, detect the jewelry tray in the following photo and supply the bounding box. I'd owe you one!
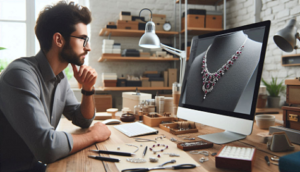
[143,114,174,127]
[177,141,213,151]
[159,122,198,135]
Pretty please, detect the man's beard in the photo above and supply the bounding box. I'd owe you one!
[60,43,86,66]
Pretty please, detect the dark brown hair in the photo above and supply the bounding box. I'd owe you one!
[35,1,92,53]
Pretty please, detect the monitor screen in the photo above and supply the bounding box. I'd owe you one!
[177,21,270,143]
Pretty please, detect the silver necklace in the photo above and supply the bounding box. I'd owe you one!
[201,35,248,99]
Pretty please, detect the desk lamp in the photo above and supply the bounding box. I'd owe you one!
[274,19,300,52]
[138,8,186,116]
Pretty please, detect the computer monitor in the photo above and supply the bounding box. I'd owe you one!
[177,21,271,144]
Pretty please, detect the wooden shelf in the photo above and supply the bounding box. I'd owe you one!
[282,54,300,66]
[98,54,179,62]
[99,28,178,37]
[181,27,223,35]
[176,0,226,5]
[98,87,172,91]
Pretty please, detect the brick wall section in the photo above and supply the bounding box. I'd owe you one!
[226,0,300,105]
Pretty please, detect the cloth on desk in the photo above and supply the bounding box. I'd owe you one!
[105,138,199,171]
[279,151,300,172]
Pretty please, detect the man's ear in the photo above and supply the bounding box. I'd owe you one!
[53,32,64,48]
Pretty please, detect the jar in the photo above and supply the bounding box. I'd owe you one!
[172,82,181,116]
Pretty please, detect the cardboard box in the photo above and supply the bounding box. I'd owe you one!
[94,95,112,112]
[168,68,177,86]
[151,81,164,87]
[163,71,168,87]
[117,20,139,30]
[155,22,164,31]
[152,14,166,23]
[181,14,205,30]
[206,15,223,29]
[122,92,152,112]
[103,80,117,87]
[142,80,151,87]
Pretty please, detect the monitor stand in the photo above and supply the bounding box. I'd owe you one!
[198,130,246,144]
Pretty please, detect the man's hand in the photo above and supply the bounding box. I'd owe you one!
[71,64,97,91]
[89,122,111,142]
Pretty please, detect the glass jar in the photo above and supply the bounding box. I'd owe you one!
[172,82,181,116]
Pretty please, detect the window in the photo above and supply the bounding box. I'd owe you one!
[0,0,89,64]
[0,0,90,87]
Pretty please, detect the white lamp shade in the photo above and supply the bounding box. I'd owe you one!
[139,21,161,48]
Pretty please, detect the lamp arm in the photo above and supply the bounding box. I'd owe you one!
[160,43,183,54]
[139,8,152,20]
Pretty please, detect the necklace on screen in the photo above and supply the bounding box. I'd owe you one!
[201,35,248,100]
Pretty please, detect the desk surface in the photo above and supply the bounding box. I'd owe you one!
[47,114,299,172]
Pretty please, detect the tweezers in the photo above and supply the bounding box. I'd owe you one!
[135,138,157,143]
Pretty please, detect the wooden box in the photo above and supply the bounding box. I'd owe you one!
[117,20,139,30]
[216,146,256,172]
[94,95,112,112]
[282,79,300,130]
[103,80,117,87]
[119,15,132,21]
[177,141,213,151]
[181,14,205,30]
[155,22,164,31]
[159,122,198,135]
[206,15,222,29]
[151,14,166,23]
[143,114,174,127]
[151,81,164,87]
[168,68,177,86]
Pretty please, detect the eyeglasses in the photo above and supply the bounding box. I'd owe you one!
[70,35,89,47]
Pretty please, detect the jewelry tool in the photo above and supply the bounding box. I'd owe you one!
[88,155,120,162]
[89,150,134,156]
[264,156,270,166]
[143,146,148,157]
[157,159,176,167]
[121,163,196,172]
[135,138,157,143]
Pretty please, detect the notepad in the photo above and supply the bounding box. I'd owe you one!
[114,122,158,137]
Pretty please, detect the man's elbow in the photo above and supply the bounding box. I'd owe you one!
[35,149,62,164]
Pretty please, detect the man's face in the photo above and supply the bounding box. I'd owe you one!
[60,23,91,66]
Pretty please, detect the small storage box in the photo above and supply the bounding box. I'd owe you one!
[155,22,164,31]
[126,80,142,87]
[206,15,222,29]
[119,11,131,21]
[103,80,117,87]
[181,15,205,30]
[117,78,126,87]
[132,16,145,22]
[117,20,138,30]
[151,14,166,23]
[122,92,152,111]
[142,80,151,87]
[94,95,112,112]
[151,81,164,87]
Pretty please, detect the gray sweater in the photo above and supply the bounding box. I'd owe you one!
[0,51,95,171]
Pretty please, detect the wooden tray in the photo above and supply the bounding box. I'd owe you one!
[159,123,198,135]
[143,114,174,127]
[177,141,213,151]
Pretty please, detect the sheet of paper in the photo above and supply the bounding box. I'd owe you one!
[105,139,200,171]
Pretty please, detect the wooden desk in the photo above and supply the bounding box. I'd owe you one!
[47,114,298,172]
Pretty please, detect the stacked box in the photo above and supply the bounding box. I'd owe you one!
[151,14,166,31]
[102,73,117,87]
[102,39,114,54]
[112,43,121,54]
[119,11,131,21]
[206,11,223,29]
[117,20,139,30]
[182,9,206,30]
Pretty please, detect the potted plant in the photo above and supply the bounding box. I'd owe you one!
[261,76,285,108]
[0,47,7,75]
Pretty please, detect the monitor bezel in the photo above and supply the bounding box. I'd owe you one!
[179,20,271,121]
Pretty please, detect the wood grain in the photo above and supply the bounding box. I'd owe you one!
[47,115,299,172]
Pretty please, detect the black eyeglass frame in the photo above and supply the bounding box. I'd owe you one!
[70,35,89,47]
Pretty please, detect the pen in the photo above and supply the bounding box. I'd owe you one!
[88,155,120,162]
[142,146,148,157]
[265,156,270,166]
[89,150,135,156]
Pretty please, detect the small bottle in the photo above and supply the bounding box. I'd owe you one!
[143,100,149,114]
